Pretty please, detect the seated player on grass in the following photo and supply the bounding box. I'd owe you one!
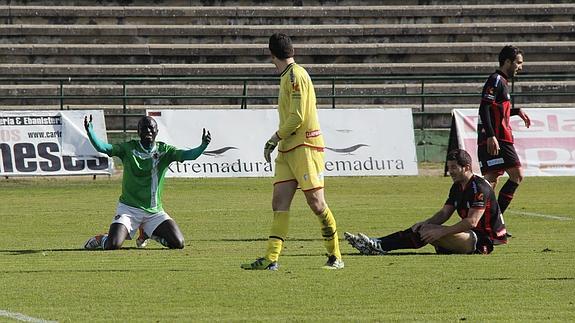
[345,149,507,255]
[83,115,211,250]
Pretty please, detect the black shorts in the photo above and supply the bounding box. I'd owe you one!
[478,141,521,175]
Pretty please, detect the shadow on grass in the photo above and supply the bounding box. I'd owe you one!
[341,251,437,256]
[0,247,167,255]
[218,238,321,242]
[0,268,192,274]
[276,251,437,257]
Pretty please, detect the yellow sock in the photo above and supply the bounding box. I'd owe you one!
[317,207,341,259]
[265,211,289,262]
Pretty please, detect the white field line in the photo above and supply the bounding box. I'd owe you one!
[508,210,572,221]
[0,310,57,323]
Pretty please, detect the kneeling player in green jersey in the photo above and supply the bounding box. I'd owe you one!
[83,115,211,250]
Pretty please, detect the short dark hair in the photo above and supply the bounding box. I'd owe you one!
[498,45,523,66]
[137,116,157,130]
[269,33,294,59]
[446,149,472,167]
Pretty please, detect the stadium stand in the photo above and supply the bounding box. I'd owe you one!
[1,0,574,159]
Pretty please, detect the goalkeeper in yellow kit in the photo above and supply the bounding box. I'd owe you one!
[241,33,343,270]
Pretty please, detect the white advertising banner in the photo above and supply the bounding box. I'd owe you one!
[452,108,575,176]
[149,109,418,178]
[0,110,113,176]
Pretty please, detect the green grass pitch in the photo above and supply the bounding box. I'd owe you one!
[0,175,574,322]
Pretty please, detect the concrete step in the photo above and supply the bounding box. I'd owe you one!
[4,0,575,6]
[1,61,574,76]
[4,28,572,45]
[1,80,572,107]
[1,41,572,65]
[2,80,573,95]
[1,22,573,42]
[1,41,572,55]
[2,4,574,25]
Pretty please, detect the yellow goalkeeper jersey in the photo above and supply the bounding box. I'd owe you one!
[276,63,324,152]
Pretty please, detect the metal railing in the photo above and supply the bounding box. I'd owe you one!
[1,74,574,131]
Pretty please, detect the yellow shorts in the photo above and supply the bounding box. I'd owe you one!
[274,146,325,191]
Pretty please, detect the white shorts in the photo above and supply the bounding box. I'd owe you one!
[112,202,172,239]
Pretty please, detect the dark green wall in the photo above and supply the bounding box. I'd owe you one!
[414,129,450,163]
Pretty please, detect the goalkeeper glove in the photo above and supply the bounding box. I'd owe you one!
[264,132,281,163]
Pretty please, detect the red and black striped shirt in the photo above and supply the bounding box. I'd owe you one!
[477,70,520,145]
[445,175,507,244]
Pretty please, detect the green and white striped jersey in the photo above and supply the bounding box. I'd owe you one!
[109,140,183,213]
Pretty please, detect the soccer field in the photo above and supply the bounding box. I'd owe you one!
[0,175,574,322]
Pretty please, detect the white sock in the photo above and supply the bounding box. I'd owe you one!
[100,235,108,250]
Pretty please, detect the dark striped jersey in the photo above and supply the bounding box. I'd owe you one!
[445,175,507,244]
[477,70,520,145]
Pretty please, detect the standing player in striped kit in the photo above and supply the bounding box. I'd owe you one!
[241,33,343,270]
[477,45,531,236]
[83,115,211,250]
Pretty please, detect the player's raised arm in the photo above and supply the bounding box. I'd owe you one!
[201,128,211,146]
[181,128,211,161]
[83,114,92,132]
[84,114,113,154]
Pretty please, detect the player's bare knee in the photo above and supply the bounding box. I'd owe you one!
[483,172,499,188]
[272,202,290,212]
[304,195,324,214]
[104,239,122,250]
[170,238,185,249]
[272,196,290,211]
[310,201,326,215]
